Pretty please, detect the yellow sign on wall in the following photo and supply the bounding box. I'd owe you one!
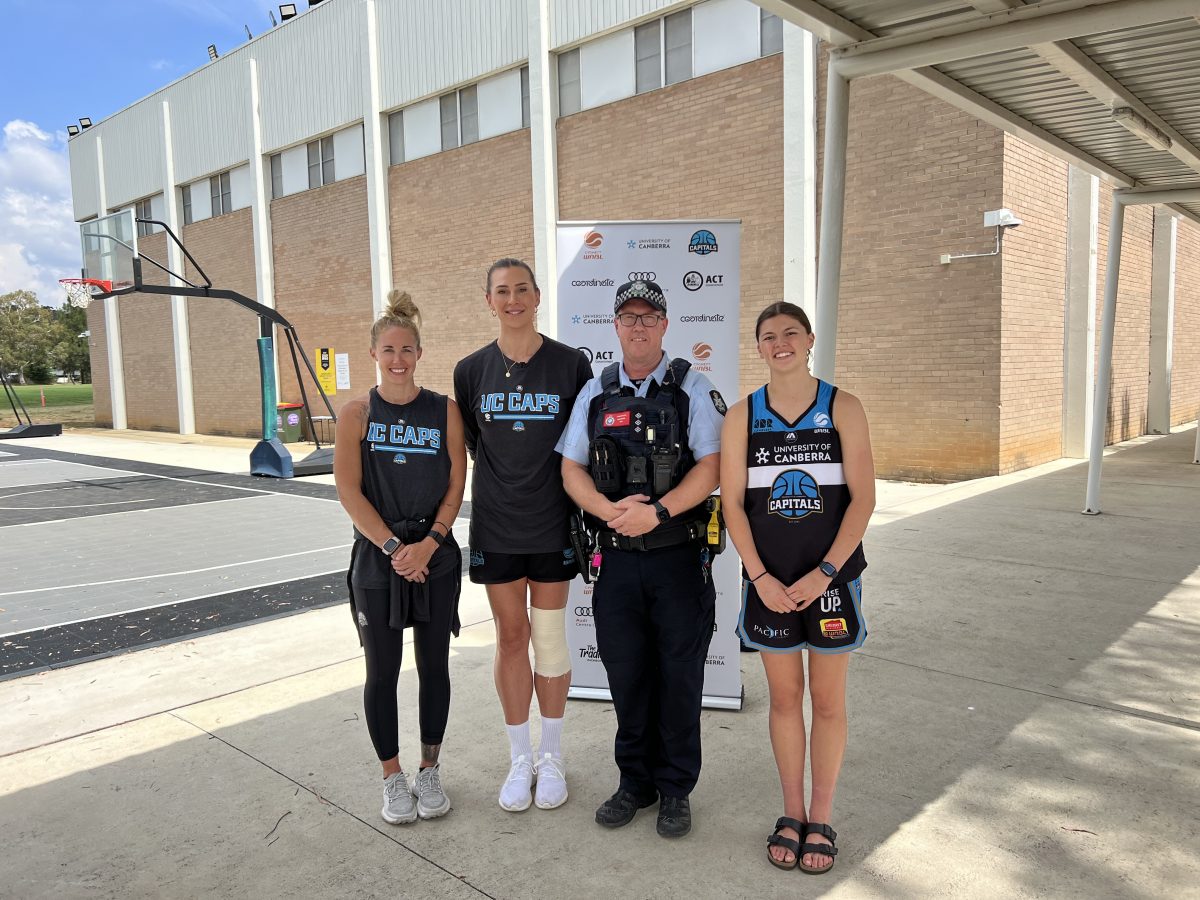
[315,347,337,396]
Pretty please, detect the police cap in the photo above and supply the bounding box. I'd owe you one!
[613,274,667,314]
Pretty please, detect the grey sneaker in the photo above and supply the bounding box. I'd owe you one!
[412,764,451,819]
[381,771,418,825]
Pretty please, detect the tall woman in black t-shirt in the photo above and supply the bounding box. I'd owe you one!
[334,290,467,827]
[720,302,875,875]
[453,259,592,813]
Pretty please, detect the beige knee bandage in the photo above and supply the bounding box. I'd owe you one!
[530,606,571,678]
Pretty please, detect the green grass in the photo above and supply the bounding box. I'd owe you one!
[4,383,93,409]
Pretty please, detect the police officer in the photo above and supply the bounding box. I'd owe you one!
[557,276,725,838]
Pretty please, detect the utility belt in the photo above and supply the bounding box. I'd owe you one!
[595,519,706,552]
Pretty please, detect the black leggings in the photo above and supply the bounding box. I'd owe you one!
[353,582,455,761]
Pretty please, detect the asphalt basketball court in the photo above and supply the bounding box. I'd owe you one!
[0,442,470,681]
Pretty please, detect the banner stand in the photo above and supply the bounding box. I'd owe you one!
[556,219,744,711]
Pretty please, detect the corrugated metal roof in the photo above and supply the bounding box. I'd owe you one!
[760,0,1200,221]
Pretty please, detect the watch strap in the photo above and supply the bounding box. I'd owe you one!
[818,560,838,578]
[653,500,670,523]
[427,529,446,546]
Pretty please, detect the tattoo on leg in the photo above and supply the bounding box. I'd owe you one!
[421,742,441,765]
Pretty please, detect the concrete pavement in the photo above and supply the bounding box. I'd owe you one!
[1,427,1198,898]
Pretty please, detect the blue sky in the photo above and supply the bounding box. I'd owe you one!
[1,0,274,304]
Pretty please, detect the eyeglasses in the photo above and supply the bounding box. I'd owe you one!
[615,312,664,327]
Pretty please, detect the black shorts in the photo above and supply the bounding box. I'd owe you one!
[738,577,865,654]
[468,547,578,585]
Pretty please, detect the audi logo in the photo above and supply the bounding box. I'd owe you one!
[627,271,656,282]
[574,606,594,616]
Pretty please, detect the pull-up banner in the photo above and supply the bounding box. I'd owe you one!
[556,220,743,710]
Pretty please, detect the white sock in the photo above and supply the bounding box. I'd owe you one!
[506,721,533,762]
[538,716,564,758]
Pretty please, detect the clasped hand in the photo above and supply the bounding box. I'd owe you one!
[604,494,655,537]
[391,540,434,583]
[754,568,832,614]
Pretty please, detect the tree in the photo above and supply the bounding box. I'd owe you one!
[49,304,92,383]
[0,291,55,383]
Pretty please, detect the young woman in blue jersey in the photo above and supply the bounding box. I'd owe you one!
[453,259,592,813]
[334,289,467,827]
[720,301,875,875]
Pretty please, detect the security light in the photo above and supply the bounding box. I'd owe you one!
[1111,107,1173,152]
[207,44,219,61]
[279,4,297,20]
[67,125,80,136]
[79,117,92,128]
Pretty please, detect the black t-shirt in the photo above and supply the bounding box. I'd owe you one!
[453,336,592,553]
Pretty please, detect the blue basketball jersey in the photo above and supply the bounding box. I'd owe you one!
[743,381,866,584]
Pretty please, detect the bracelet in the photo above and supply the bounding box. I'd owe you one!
[749,571,767,583]
[426,529,446,546]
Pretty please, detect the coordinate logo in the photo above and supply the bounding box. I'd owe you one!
[688,230,718,255]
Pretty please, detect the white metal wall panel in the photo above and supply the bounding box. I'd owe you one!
[169,55,254,185]
[552,0,683,48]
[333,124,366,179]
[189,179,213,223]
[98,102,166,208]
[230,164,253,210]
[281,145,308,196]
[69,133,100,220]
[477,68,524,141]
[378,0,527,111]
[581,29,636,110]
[402,98,442,162]
[257,0,366,152]
[149,193,167,232]
[693,0,759,77]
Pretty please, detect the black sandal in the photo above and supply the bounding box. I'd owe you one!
[766,816,805,870]
[798,823,838,874]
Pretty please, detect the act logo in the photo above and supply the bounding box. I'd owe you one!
[688,230,718,255]
[577,346,615,364]
[683,271,725,290]
[768,469,823,519]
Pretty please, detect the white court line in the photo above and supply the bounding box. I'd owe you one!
[0,567,350,638]
[0,485,156,510]
[0,544,353,598]
[7,493,286,528]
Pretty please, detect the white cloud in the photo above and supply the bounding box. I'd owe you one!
[0,120,79,306]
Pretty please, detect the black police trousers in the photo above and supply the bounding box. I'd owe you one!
[592,542,716,799]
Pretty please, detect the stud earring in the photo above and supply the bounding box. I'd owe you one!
[490,308,497,318]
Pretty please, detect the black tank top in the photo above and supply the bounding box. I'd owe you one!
[744,381,866,585]
[352,387,454,589]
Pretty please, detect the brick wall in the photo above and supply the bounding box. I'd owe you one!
[1171,217,1200,426]
[998,137,1069,472]
[116,232,179,432]
[87,302,111,426]
[389,128,535,395]
[272,175,374,420]
[819,60,1007,481]
[182,209,262,437]
[1095,189,1154,444]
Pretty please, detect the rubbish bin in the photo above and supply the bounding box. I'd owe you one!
[276,402,304,443]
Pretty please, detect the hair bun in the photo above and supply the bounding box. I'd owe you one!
[385,289,421,326]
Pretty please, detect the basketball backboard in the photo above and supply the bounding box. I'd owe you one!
[79,210,138,294]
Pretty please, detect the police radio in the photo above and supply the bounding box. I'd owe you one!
[647,410,680,496]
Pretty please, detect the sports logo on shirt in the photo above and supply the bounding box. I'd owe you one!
[768,469,823,519]
[820,618,849,639]
[814,412,832,428]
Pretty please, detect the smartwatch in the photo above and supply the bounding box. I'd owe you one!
[381,536,402,557]
[817,560,838,579]
[653,501,671,524]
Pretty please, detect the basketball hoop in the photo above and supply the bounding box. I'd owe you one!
[59,278,113,308]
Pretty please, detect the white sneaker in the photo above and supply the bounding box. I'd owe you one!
[498,754,536,812]
[534,753,568,810]
[381,771,418,825]
[412,764,451,819]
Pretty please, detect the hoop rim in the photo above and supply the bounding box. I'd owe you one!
[59,277,114,291]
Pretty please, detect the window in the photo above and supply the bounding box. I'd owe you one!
[760,9,783,56]
[520,65,530,128]
[307,137,335,188]
[136,198,153,237]
[388,110,404,165]
[459,85,478,145]
[270,153,283,199]
[440,93,459,150]
[558,48,581,116]
[182,185,193,225]
[665,9,692,85]
[635,20,662,94]
[210,171,231,216]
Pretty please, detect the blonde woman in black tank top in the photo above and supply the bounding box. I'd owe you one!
[334,290,467,827]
